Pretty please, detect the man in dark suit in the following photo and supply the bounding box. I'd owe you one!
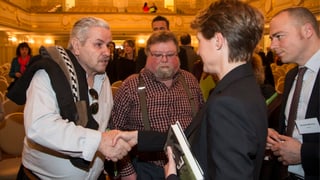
[105,41,119,84]
[267,7,320,180]
[135,15,188,73]
[179,33,201,72]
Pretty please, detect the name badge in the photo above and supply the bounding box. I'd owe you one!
[296,118,320,134]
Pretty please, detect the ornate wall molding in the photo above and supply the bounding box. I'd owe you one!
[1,0,319,39]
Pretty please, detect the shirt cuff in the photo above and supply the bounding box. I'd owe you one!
[82,128,101,161]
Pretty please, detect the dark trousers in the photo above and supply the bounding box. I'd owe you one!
[132,158,165,180]
[259,157,291,180]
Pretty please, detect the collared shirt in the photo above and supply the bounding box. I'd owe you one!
[285,49,320,177]
[23,70,113,180]
[111,69,204,177]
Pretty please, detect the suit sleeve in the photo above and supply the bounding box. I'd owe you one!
[301,140,320,175]
[166,174,179,180]
[137,131,167,151]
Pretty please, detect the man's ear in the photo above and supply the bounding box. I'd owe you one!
[302,23,313,39]
[71,38,80,55]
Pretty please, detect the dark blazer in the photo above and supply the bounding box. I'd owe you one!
[138,63,268,180]
[279,67,320,180]
[186,63,268,180]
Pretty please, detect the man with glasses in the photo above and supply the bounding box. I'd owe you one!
[7,17,135,180]
[110,31,204,179]
[135,15,189,73]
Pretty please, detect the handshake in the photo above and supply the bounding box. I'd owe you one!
[98,130,138,162]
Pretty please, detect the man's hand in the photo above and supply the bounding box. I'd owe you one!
[112,130,138,147]
[98,130,132,162]
[266,128,302,165]
[271,135,302,165]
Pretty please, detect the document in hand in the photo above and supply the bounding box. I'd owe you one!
[164,121,204,180]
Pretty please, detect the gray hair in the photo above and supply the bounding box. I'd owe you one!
[68,17,110,50]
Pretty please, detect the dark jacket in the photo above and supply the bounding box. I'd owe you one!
[187,63,267,180]
[279,66,320,180]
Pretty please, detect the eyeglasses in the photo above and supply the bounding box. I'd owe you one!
[89,88,99,114]
[149,51,177,61]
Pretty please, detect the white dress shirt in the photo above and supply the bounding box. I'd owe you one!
[22,70,113,180]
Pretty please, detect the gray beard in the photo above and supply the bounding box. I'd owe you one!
[154,67,175,80]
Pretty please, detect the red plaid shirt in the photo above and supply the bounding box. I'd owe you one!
[111,69,204,177]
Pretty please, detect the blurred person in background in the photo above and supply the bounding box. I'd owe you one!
[106,41,119,84]
[149,3,158,13]
[116,40,137,81]
[8,42,32,90]
[180,33,201,73]
[142,2,149,13]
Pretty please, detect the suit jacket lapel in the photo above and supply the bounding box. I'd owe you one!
[306,69,320,120]
[279,66,320,133]
[279,67,298,133]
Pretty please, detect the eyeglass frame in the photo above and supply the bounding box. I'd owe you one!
[149,51,178,61]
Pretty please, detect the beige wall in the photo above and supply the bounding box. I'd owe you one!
[0,0,319,65]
